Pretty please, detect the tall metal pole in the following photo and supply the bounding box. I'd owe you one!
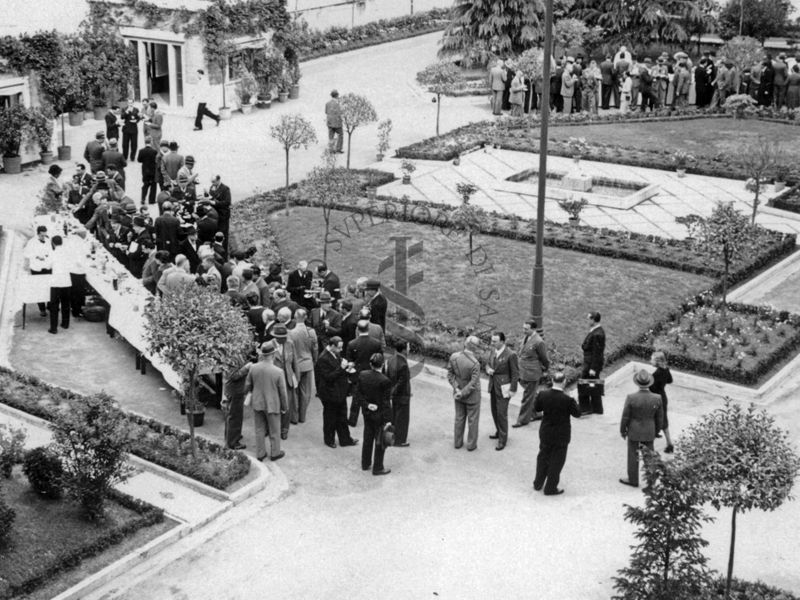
[531,0,554,332]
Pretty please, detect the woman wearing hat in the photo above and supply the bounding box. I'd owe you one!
[619,369,663,488]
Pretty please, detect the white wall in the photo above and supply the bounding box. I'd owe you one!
[0,0,88,36]
[287,0,452,30]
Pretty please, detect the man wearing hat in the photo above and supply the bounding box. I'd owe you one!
[272,323,300,439]
[579,311,606,414]
[162,141,185,189]
[315,336,359,448]
[178,155,200,186]
[126,216,155,278]
[357,352,393,475]
[179,226,201,274]
[84,132,107,174]
[364,278,386,331]
[325,89,344,153]
[311,291,342,353]
[619,369,663,487]
[317,263,341,300]
[246,341,288,461]
[105,212,131,267]
[101,139,126,188]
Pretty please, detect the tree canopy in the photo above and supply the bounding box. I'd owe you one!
[718,0,792,41]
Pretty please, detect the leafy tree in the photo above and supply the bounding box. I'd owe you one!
[0,424,27,478]
[680,400,800,600]
[416,61,466,136]
[302,150,361,262]
[720,36,765,71]
[51,393,133,520]
[269,113,318,212]
[719,0,792,41]
[613,451,714,600]
[143,284,253,455]
[451,183,488,265]
[692,202,757,304]
[553,18,589,54]
[438,0,543,62]
[736,136,781,225]
[339,93,378,168]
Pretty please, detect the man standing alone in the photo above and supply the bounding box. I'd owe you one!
[385,339,411,447]
[193,69,220,130]
[448,336,482,451]
[579,311,606,414]
[619,370,663,488]
[533,371,581,496]
[325,89,344,154]
[514,319,549,428]
[246,341,288,462]
[489,59,507,115]
[358,353,393,476]
[486,331,519,451]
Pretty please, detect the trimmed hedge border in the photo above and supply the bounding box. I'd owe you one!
[0,366,251,491]
[769,185,800,214]
[0,489,164,600]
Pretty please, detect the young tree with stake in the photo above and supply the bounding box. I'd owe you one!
[416,61,466,136]
[339,93,378,169]
[270,114,318,214]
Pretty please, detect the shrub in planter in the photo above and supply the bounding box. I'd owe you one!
[22,446,64,499]
[0,424,27,478]
[27,105,56,162]
[0,105,35,173]
[0,495,15,545]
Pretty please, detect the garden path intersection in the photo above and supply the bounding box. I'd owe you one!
[1,32,800,600]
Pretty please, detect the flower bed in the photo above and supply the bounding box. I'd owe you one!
[296,9,450,62]
[0,477,165,600]
[0,367,250,490]
[768,185,800,214]
[625,293,800,385]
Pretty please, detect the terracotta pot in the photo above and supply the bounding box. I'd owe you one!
[278,92,289,103]
[188,410,205,427]
[676,168,686,178]
[40,151,54,165]
[289,84,299,99]
[219,107,232,120]
[57,146,71,161]
[366,186,377,198]
[93,106,107,120]
[241,103,254,115]
[402,174,411,184]
[2,155,22,174]
[376,153,384,161]
[68,111,84,127]
[775,181,786,192]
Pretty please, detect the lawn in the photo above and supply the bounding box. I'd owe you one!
[549,118,800,162]
[270,207,713,360]
[0,469,175,600]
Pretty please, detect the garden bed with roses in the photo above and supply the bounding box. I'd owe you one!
[0,367,250,491]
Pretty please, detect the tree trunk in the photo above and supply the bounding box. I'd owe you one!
[346,131,353,169]
[186,372,197,458]
[60,114,66,147]
[752,184,760,225]
[323,211,330,263]
[468,232,473,265]
[285,147,291,215]
[726,505,738,599]
[436,93,441,137]
[722,245,730,306]
[663,534,672,587]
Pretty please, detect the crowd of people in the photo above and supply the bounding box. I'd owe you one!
[488,46,800,117]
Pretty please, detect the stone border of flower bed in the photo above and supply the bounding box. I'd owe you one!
[768,184,800,214]
[0,367,250,491]
[1,489,164,600]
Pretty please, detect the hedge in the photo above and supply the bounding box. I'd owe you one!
[769,185,800,214]
[0,367,250,491]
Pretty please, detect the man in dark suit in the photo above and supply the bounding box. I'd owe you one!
[137,136,158,205]
[161,141,184,189]
[533,371,581,496]
[364,278,387,331]
[101,139,127,188]
[126,216,154,278]
[600,54,617,109]
[84,132,107,174]
[357,353,392,475]
[208,175,231,248]
[315,336,358,448]
[287,260,313,307]
[195,204,218,244]
[580,311,606,414]
[105,214,131,267]
[179,226,201,273]
[513,319,550,427]
[619,370,663,488]
[448,336,482,451]
[310,291,342,353]
[121,99,142,161]
[339,300,358,353]
[317,263,341,300]
[385,339,411,447]
[486,331,519,451]
[105,106,120,142]
[346,320,383,427]
[154,202,180,258]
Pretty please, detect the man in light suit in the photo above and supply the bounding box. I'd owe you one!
[486,331,519,450]
[448,336,482,451]
[580,311,606,414]
[489,59,507,115]
[619,369,663,487]
[513,319,550,427]
[287,307,318,423]
[561,61,576,115]
[245,341,288,461]
[272,324,300,440]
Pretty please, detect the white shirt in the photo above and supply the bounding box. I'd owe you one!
[50,246,72,287]
[64,235,87,275]
[495,345,506,359]
[24,236,53,272]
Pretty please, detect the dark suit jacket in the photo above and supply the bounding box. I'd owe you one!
[600,60,614,84]
[321,271,341,299]
[105,111,119,140]
[357,369,392,421]
[196,215,218,244]
[179,238,201,273]
[368,291,387,330]
[340,312,358,353]
[620,390,663,442]
[581,326,606,375]
[154,214,180,255]
[385,353,410,403]
[287,269,313,304]
[137,145,158,180]
[310,307,342,350]
[347,335,383,373]
[534,388,581,446]
[315,349,349,404]
[84,140,106,172]
[487,346,519,396]
[121,106,141,132]
[101,149,126,174]
[209,183,231,224]
[105,224,131,266]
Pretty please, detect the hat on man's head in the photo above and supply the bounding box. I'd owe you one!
[643,57,652,64]
[215,232,225,241]
[317,263,328,273]
[566,56,575,63]
[634,369,654,388]
[365,278,380,291]
[272,324,288,339]
[185,226,197,235]
[95,131,105,140]
[133,216,146,227]
[178,173,189,182]
[319,291,332,304]
[185,155,195,164]
[108,138,118,147]
[260,340,276,355]
[94,171,107,181]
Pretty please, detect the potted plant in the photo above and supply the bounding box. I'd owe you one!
[567,136,589,164]
[0,106,35,174]
[28,106,56,165]
[672,150,695,177]
[774,163,790,192]
[236,68,259,115]
[401,158,416,184]
[288,62,301,99]
[376,118,392,161]
[558,195,588,226]
[277,72,292,102]
[256,91,272,109]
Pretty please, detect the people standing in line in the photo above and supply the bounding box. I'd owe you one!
[579,311,606,414]
[23,225,53,317]
[325,89,344,154]
[357,352,393,476]
[649,351,673,454]
[533,371,581,496]
[448,336,482,451]
[315,336,359,448]
[619,369,663,488]
[513,319,550,428]
[137,136,158,205]
[121,98,142,161]
[246,341,288,462]
[385,339,411,447]
[486,331,519,451]
[223,359,251,450]
[287,307,318,423]
[47,235,72,334]
[489,59,507,116]
[193,69,220,130]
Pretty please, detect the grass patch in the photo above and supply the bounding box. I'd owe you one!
[0,469,173,600]
[270,206,713,360]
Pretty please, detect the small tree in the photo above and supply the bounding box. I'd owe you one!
[143,284,253,456]
[736,137,781,225]
[339,93,378,169]
[51,393,133,520]
[613,451,714,600]
[719,35,764,73]
[451,182,488,264]
[376,118,392,159]
[303,150,362,262]
[0,424,27,478]
[270,113,318,213]
[553,18,589,54]
[681,400,800,600]
[516,48,547,114]
[416,61,466,136]
[693,202,757,304]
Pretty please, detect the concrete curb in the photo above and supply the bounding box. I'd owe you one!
[0,228,22,366]
[728,248,800,305]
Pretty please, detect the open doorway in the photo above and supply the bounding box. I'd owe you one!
[146,42,170,106]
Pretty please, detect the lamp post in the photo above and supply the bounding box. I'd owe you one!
[530,0,554,332]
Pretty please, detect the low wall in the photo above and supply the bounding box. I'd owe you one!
[289,0,452,30]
